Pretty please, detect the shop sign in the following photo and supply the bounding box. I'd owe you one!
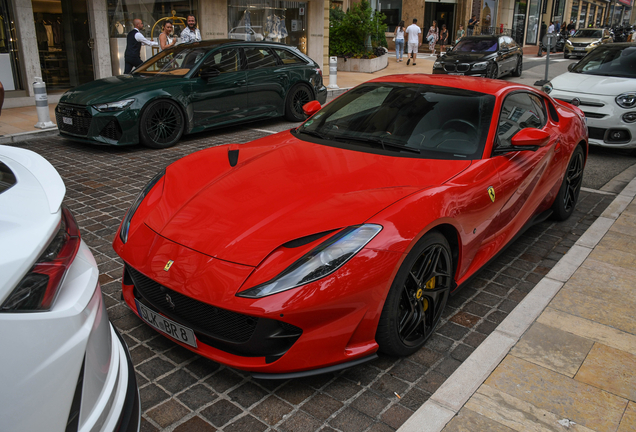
[618,0,632,6]
[299,7,305,15]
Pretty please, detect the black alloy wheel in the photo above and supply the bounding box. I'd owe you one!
[285,84,313,122]
[376,231,453,356]
[551,145,584,220]
[486,62,498,79]
[140,100,184,149]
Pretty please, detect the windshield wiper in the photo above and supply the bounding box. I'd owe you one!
[298,129,331,140]
[334,135,421,154]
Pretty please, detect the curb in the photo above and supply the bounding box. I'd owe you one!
[398,175,636,432]
[0,127,59,144]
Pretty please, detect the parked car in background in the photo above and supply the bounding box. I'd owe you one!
[113,75,587,378]
[56,40,326,149]
[228,26,265,41]
[544,43,636,149]
[0,81,4,116]
[564,28,613,58]
[0,145,139,432]
[433,35,523,78]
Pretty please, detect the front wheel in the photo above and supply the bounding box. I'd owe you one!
[511,56,523,77]
[486,62,498,79]
[139,100,184,149]
[284,84,313,122]
[376,231,453,356]
[563,51,570,59]
[551,145,584,221]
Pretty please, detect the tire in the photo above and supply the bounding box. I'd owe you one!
[376,231,454,356]
[139,99,185,149]
[511,56,523,77]
[551,145,584,221]
[284,84,313,122]
[486,62,498,79]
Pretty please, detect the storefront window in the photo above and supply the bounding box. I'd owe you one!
[381,0,402,32]
[228,0,307,54]
[107,0,197,39]
[526,0,541,44]
[623,8,631,24]
[511,0,526,45]
[570,2,579,29]
[596,7,604,26]
[612,5,624,25]
[0,0,21,91]
[579,2,587,28]
[588,4,596,27]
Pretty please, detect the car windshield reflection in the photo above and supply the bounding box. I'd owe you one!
[295,83,496,160]
[572,30,603,38]
[453,38,498,52]
[133,47,208,76]
[572,46,636,78]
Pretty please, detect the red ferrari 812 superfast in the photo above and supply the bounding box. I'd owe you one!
[113,75,587,378]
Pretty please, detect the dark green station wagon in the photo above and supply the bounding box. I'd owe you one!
[56,40,327,148]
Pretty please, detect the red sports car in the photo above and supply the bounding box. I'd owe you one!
[113,75,587,378]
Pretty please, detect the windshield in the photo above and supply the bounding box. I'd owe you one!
[571,45,636,78]
[572,29,602,38]
[133,47,209,76]
[453,38,498,52]
[295,83,496,160]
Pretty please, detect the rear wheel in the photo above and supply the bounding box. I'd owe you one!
[376,231,453,356]
[285,84,313,122]
[551,145,584,221]
[139,100,184,149]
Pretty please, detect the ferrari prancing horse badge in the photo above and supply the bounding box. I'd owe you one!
[487,186,496,203]
[164,260,174,271]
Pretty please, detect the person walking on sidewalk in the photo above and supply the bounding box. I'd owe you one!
[455,24,465,44]
[405,19,421,65]
[439,24,448,54]
[426,20,439,56]
[394,21,405,62]
[124,18,158,74]
[468,15,478,36]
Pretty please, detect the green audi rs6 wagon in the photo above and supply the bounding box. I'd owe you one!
[56,40,327,148]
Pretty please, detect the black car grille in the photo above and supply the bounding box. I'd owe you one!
[443,63,471,72]
[572,42,588,47]
[583,112,606,119]
[99,119,123,141]
[555,98,604,108]
[56,104,92,136]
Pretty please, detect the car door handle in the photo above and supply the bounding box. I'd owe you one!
[234,80,246,85]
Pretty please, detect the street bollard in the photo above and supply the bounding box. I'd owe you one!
[33,77,55,129]
[328,56,339,89]
[534,34,554,86]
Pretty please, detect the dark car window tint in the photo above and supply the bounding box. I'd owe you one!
[274,48,307,65]
[454,38,498,52]
[296,83,496,160]
[245,47,277,69]
[571,45,636,78]
[134,47,208,76]
[0,162,17,195]
[528,94,547,125]
[497,93,545,148]
[202,48,240,73]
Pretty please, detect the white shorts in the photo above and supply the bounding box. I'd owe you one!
[408,43,418,55]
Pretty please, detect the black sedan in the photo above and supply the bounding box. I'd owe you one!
[433,35,523,79]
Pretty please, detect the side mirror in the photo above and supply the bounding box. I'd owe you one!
[200,68,221,80]
[567,63,576,72]
[302,100,321,116]
[511,128,551,148]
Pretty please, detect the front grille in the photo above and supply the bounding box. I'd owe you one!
[588,126,606,140]
[457,63,470,72]
[572,42,588,47]
[127,266,257,343]
[583,112,606,119]
[556,98,604,108]
[443,63,456,72]
[99,119,123,141]
[56,104,92,136]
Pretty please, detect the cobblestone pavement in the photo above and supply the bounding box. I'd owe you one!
[10,130,614,432]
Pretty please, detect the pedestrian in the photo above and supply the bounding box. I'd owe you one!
[159,20,177,51]
[426,20,439,56]
[124,18,158,74]
[439,24,448,53]
[180,14,201,43]
[555,20,561,33]
[548,21,555,33]
[468,15,478,36]
[405,18,421,66]
[567,19,575,35]
[455,24,465,44]
[394,20,405,62]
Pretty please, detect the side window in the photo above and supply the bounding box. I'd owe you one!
[202,48,240,73]
[496,93,545,148]
[274,48,307,65]
[244,47,277,69]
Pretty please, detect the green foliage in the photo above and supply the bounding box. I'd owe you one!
[329,0,387,57]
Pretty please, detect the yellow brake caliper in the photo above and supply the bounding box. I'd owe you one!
[417,277,436,312]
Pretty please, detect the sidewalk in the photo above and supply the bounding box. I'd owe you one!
[400,177,636,432]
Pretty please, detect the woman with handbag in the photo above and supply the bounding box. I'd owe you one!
[426,20,439,56]
[394,21,405,62]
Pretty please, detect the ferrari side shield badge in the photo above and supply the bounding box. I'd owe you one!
[488,186,496,203]
[164,260,174,271]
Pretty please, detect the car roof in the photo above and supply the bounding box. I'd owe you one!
[366,74,534,97]
[459,35,500,40]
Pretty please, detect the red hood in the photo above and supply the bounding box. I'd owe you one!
[145,132,471,266]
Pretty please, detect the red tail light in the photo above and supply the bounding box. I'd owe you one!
[1,207,81,312]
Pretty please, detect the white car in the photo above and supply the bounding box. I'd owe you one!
[0,145,140,432]
[543,43,636,149]
[228,26,265,41]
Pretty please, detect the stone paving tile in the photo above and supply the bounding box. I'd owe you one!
[618,402,636,432]
[444,408,516,432]
[575,343,636,402]
[11,130,613,431]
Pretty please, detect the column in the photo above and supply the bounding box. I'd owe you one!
[87,0,111,79]
[11,0,40,95]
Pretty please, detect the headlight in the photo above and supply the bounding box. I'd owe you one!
[623,112,636,123]
[434,61,443,68]
[119,169,165,243]
[542,82,553,94]
[616,92,636,108]
[93,99,135,112]
[589,41,599,47]
[237,224,382,298]
[472,61,488,71]
[566,40,573,45]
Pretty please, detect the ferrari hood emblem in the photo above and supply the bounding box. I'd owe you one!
[487,186,496,203]
[164,260,174,271]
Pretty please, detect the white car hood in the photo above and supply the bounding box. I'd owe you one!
[552,72,633,96]
[0,145,65,300]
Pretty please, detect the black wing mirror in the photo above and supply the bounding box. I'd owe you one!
[567,63,576,72]
[200,68,221,80]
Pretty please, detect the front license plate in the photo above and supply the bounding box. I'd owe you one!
[574,47,585,51]
[63,117,73,125]
[136,300,197,348]
[448,72,464,75]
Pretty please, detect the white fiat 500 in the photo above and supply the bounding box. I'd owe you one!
[0,145,140,432]
[543,43,636,149]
